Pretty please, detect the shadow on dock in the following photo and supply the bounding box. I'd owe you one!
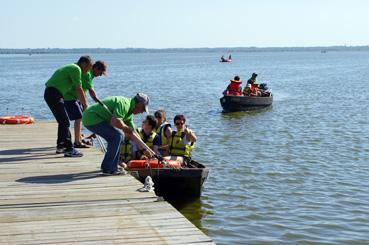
[0,147,57,163]
[16,170,102,184]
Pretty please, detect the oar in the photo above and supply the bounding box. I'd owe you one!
[96,99,168,164]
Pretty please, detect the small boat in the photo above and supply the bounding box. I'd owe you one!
[220,94,273,112]
[219,58,232,63]
[127,160,209,198]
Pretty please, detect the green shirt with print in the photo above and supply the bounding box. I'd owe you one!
[64,70,95,101]
[82,96,136,129]
[45,64,82,97]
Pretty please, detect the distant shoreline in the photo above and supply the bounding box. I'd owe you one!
[1,46,369,54]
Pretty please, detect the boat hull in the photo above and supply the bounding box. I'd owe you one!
[220,95,273,112]
[128,161,209,198]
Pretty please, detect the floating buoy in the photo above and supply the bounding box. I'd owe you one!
[0,115,35,124]
[127,159,181,169]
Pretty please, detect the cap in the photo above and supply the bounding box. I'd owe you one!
[134,93,150,114]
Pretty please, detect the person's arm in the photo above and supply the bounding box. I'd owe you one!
[164,125,172,141]
[184,127,197,143]
[76,86,88,109]
[152,145,160,156]
[111,115,133,136]
[152,135,161,156]
[88,88,99,102]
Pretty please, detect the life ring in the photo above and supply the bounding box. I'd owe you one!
[0,115,35,124]
[127,159,181,169]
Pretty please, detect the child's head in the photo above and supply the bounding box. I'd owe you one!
[142,115,157,132]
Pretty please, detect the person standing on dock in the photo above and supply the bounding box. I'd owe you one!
[64,61,107,148]
[44,56,92,157]
[82,93,150,175]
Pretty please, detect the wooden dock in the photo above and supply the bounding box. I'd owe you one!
[0,121,214,245]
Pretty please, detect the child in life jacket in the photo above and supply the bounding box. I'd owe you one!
[223,76,242,96]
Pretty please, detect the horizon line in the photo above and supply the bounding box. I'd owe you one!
[1,45,369,50]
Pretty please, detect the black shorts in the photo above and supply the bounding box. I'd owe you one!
[64,100,83,121]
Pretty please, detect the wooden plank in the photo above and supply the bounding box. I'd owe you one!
[0,122,214,244]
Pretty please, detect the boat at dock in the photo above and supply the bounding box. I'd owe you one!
[127,159,209,198]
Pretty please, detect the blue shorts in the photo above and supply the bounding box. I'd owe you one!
[64,100,83,121]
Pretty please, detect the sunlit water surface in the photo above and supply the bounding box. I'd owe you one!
[1,51,369,244]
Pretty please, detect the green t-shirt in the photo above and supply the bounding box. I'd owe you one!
[45,64,82,97]
[82,96,136,128]
[64,70,95,101]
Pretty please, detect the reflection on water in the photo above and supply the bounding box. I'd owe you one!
[166,196,213,234]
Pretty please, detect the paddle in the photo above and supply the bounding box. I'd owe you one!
[96,99,168,164]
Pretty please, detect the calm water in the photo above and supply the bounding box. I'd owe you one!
[1,51,369,244]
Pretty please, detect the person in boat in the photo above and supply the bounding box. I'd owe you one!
[82,93,151,175]
[44,55,92,157]
[165,114,197,166]
[119,133,133,168]
[154,109,172,156]
[223,75,242,96]
[228,54,232,60]
[247,73,258,85]
[243,83,261,97]
[64,61,107,148]
[135,115,160,159]
[220,55,226,62]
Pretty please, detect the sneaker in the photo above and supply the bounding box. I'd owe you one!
[56,147,67,154]
[102,169,124,176]
[64,148,83,157]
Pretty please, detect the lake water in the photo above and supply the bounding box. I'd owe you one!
[1,50,369,244]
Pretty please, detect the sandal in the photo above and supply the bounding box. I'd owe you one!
[74,142,91,148]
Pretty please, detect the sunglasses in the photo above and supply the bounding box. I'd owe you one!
[155,115,162,119]
[175,121,184,126]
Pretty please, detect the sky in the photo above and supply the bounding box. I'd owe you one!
[1,0,368,49]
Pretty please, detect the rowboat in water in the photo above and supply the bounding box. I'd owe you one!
[220,94,273,112]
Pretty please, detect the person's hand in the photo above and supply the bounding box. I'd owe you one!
[122,125,133,136]
[160,144,169,151]
[140,155,149,160]
[118,162,127,169]
[82,103,88,111]
[144,149,153,159]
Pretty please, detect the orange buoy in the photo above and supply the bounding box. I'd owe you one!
[127,159,181,169]
[0,115,35,124]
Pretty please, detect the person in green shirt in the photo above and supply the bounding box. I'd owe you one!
[44,56,92,157]
[82,93,150,175]
[247,73,258,85]
[64,61,107,148]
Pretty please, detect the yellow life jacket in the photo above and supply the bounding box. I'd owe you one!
[155,122,171,155]
[169,130,195,158]
[120,139,132,162]
[136,128,157,159]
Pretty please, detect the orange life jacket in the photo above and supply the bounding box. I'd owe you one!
[250,84,260,96]
[227,80,242,96]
